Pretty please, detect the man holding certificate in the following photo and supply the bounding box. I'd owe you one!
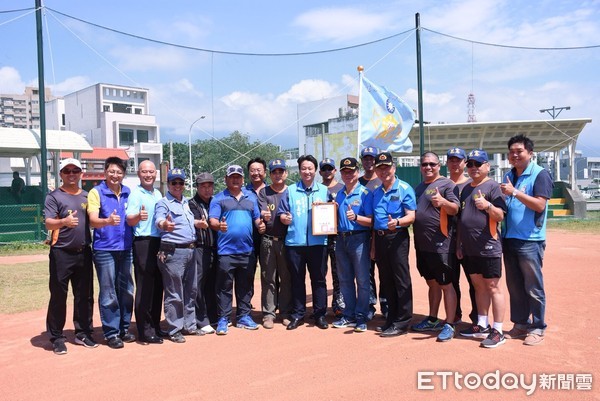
[277,155,330,331]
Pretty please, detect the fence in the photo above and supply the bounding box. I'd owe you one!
[0,204,46,243]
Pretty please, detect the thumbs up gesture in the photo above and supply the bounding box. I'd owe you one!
[281,211,292,226]
[431,186,444,208]
[139,204,148,221]
[474,190,489,211]
[345,204,356,222]
[65,210,79,228]
[387,214,397,231]
[108,209,121,226]
[262,208,271,222]
[257,219,266,234]
[164,214,176,232]
[500,176,515,196]
[219,216,228,232]
[194,216,208,230]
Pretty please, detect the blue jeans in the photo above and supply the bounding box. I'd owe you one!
[93,249,134,339]
[503,239,547,335]
[335,231,371,323]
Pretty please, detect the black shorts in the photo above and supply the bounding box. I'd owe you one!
[462,255,502,279]
[416,251,455,285]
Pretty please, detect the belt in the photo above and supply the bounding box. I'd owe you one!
[376,229,403,236]
[58,246,88,254]
[134,236,159,241]
[162,241,196,249]
[338,230,367,238]
[264,234,283,242]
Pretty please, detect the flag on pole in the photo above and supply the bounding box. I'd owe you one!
[358,73,414,153]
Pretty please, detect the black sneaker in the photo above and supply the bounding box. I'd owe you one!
[480,328,506,348]
[53,339,67,355]
[75,333,99,348]
[182,328,205,336]
[120,332,136,343]
[168,332,186,343]
[107,336,124,349]
[459,324,491,339]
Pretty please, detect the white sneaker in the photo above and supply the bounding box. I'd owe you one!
[200,325,216,334]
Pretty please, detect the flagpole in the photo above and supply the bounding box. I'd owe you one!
[357,65,364,159]
[415,13,425,156]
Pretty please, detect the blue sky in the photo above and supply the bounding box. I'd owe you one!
[1,0,599,155]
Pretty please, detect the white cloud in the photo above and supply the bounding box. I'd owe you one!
[110,46,195,72]
[0,67,26,93]
[50,76,93,95]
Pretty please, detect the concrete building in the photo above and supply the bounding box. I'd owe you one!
[0,87,54,130]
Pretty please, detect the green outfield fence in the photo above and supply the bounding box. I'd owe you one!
[0,204,46,243]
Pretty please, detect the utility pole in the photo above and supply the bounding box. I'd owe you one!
[35,0,48,201]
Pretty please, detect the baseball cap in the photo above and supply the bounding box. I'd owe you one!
[167,168,186,182]
[59,158,82,171]
[467,149,489,163]
[226,165,244,177]
[374,152,394,167]
[447,147,467,160]
[319,158,335,170]
[195,172,214,186]
[360,146,379,158]
[268,159,286,171]
[339,157,358,170]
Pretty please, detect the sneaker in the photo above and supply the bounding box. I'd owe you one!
[168,332,186,343]
[332,317,357,328]
[411,317,443,332]
[505,326,528,339]
[437,323,455,342]
[460,324,491,339]
[354,323,367,333]
[480,328,506,348]
[120,332,136,343]
[236,315,259,330]
[200,325,216,334]
[75,333,99,348]
[53,339,67,355]
[182,328,205,336]
[282,318,291,327]
[524,333,544,346]
[107,336,124,349]
[262,317,274,329]
[216,318,229,335]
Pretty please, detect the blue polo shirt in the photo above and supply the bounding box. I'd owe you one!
[209,188,260,256]
[154,192,196,244]
[335,184,373,232]
[126,185,162,237]
[372,177,416,230]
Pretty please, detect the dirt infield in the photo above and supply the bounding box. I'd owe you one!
[0,230,598,401]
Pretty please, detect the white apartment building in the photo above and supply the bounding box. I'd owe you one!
[0,87,53,130]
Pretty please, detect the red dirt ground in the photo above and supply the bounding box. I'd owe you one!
[0,230,598,401]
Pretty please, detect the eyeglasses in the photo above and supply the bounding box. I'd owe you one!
[420,162,439,168]
[62,168,82,174]
[170,181,185,186]
[466,161,485,168]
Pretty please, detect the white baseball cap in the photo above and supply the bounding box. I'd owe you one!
[59,158,82,171]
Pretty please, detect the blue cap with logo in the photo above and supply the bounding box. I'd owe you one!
[268,159,286,171]
[360,146,379,158]
[447,147,467,160]
[168,168,186,181]
[319,158,335,170]
[467,149,489,163]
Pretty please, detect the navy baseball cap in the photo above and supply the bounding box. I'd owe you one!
[360,146,379,158]
[467,149,489,163]
[340,157,358,170]
[167,168,186,182]
[319,158,335,170]
[447,147,466,160]
[268,159,286,171]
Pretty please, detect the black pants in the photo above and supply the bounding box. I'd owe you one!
[194,246,218,327]
[216,253,256,319]
[375,230,413,330]
[133,237,163,339]
[46,246,94,341]
[286,245,328,320]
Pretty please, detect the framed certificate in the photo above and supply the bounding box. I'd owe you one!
[312,203,338,235]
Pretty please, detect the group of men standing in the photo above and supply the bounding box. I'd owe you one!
[44,133,551,354]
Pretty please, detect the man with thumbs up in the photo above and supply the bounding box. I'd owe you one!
[88,157,134,349]
[44,158,95,355]
[126,161,164,344]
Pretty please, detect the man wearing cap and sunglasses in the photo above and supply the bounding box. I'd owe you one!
[371,151,416,337]
[209,165,265,335]
[155,168,199,343]
[44,158,96,354]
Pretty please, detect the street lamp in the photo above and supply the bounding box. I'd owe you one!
[188,116,205,196]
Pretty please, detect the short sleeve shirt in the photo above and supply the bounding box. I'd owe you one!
[126,185,162,237]
[372,178,416,231]
[258,186,288,238]
[44,188,91,248]
[335,184,373,232]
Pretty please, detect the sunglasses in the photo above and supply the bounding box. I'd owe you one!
[320,166,334,172]
[420,162,439,168]
[466,161,485,168]
[62,168,82,174]
[170,181,185,186]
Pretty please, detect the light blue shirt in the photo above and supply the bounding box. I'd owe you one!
[155,192,196,244]
[126,185,162,237]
